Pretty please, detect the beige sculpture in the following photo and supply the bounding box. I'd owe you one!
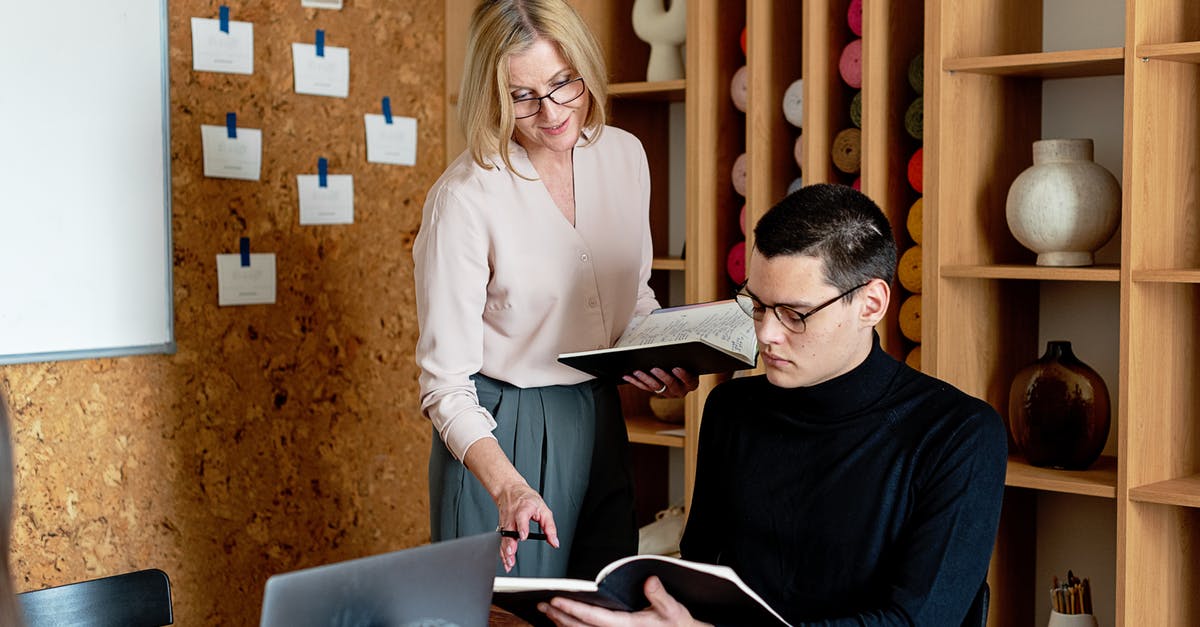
[631,0,687,82]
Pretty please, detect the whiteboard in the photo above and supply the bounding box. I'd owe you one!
[0,0,174,364]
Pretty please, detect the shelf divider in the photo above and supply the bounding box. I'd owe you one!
[1005,455,1117,498]
[1129,474,1200,508]
[943,48,1124,78]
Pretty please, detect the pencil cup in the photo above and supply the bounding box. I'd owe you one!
[1047,610,1098,627]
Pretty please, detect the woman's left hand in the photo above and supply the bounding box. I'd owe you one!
[623,367,698,398]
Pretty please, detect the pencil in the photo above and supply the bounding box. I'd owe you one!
[498,529,549,541]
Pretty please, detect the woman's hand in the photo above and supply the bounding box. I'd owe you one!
[495,480,560,571]
[463,438,559,571]
[539,576,710,626]
[624,367,699,398]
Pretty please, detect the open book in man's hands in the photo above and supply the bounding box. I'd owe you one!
[492,553,790,626]
[557,299,758,380]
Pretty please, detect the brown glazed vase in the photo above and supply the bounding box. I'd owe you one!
[1008,341,1111,469]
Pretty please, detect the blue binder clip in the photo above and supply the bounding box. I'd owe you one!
[318,158,328,188]
[226,112,237,139]
[219,5,230,33]
[316,29,325,57]
[382,97,393,124]
[239,237,251,267]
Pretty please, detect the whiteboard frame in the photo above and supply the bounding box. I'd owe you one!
[0,0,175,365]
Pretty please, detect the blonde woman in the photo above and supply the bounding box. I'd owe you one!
[414,0,696,578]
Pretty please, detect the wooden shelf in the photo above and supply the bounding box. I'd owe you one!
[940,264,1121,282]
[1129,474,1200,508]
[625,413,685,448]
[652,256,686,272]
[1131,268,1200,283]
[943,48,1125,78]
[1135,41,1200,64]
[1005,455,1118,498]
[609,79,686,101]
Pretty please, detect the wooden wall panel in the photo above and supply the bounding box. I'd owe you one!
[0,1,444,624]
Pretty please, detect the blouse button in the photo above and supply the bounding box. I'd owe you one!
[587,298,598,308]
[580,253,589,262]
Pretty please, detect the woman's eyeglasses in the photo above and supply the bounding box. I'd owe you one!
[512,77,586,119]
[735,283,868,333]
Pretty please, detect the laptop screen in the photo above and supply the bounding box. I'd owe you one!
[260,532,500,627]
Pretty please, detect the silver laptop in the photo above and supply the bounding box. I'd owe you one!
[259,532,499,627]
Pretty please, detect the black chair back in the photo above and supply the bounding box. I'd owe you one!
[18,568,173,627]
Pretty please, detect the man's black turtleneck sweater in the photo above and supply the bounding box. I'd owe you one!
[680,334,1007,626]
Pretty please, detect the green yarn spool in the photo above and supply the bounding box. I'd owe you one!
[850,91,862,128]
[905,97,923,141]
[909,53,924,95]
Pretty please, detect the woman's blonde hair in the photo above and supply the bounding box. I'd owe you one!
[458,0,608,175]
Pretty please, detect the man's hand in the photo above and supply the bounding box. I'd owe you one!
[538,576,710,627]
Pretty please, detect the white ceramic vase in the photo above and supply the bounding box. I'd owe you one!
[631,0,686,82]
[1047,610,1098,627]
[1005,138,1121,267]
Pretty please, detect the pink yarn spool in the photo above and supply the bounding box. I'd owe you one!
[852,176,861,191]
[730,65,749,112]
[839,39,863,89]
[908,148,923,193]
[727,240,747,285]
[732,152,748,196]
[793,133,804,171]
[848,0,863,36]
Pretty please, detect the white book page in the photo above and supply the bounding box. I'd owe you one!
[615,301,756,359]
[494,576,597,593]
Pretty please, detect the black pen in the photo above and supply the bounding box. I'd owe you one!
[498,529,549,541]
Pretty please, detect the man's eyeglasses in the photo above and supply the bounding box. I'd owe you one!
[512,77,586,119]
[735,282,869,334]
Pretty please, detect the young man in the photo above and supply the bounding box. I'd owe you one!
[540,184,1007,626]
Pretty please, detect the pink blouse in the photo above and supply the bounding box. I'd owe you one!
[413,126,659,460]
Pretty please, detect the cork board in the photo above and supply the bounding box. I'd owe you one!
[1,0,444,624]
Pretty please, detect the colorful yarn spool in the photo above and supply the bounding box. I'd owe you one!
[831,127,862,174]
[788,176,804,195]
[899,294,922,342]
[905,97,923,141]
[907,147,923,193]
[905,345,921,371]
[839,39,863,89]
[907,197,923,244]
[898,245,923,294]
[732,152,748,197]
[727,240,747,284]
[793,132,804,171]
[850,90,862,128]
[851,176,861,190]
[740,26,747,56]
[848,0,863,36]
[782,79,804,128]
[909,53,924,95]
[730,65,749,112]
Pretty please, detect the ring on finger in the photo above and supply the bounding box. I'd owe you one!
[654,383,668,394]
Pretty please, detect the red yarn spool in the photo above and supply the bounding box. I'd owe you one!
[727,241,747,285]
[907,148,923,193]
[852,176,861,191]
[839,39,862,89]
[848,0,863,36]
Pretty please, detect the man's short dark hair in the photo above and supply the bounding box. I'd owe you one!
[752,183,898,292]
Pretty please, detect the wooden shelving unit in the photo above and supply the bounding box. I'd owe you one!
[927,1,1200,625]
[445,4,1200,622]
